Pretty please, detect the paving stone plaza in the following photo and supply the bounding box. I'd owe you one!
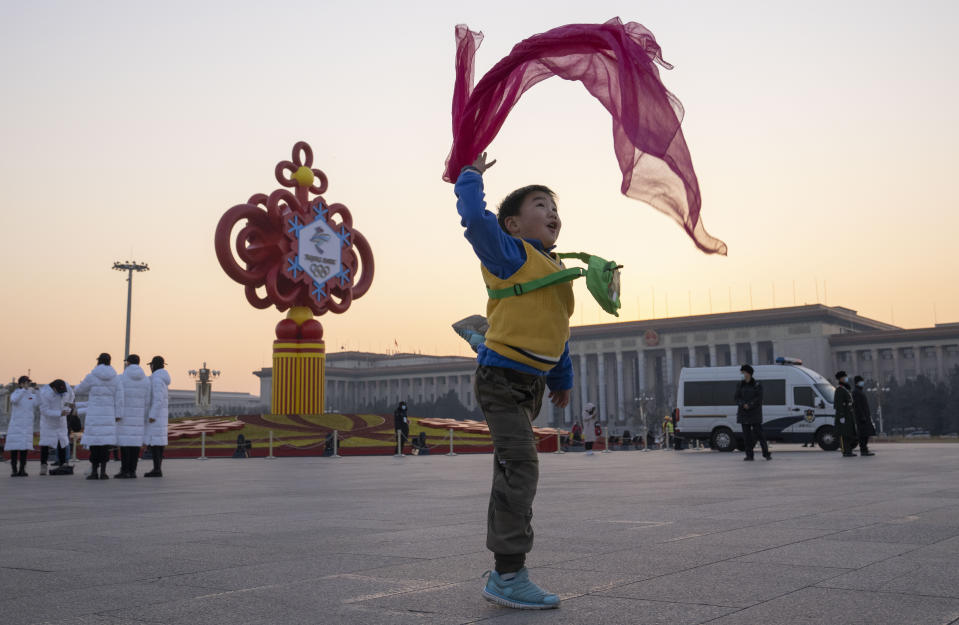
[2,444,959,624]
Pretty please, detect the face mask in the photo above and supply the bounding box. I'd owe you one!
[740,374,746,381]
[857,381,865,388]
[841,377,848,384]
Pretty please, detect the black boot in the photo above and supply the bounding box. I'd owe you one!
[129,447,139,477]
[99,463,109,479]
[144,447,157,477]
[87,462,100,480]
[144,447,162,477]
[115,447,128,478]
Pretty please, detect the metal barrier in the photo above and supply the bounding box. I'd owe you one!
[183,425,667,459]
[394,430,404,457]
[332,429,342,458]
[446,428,457,456]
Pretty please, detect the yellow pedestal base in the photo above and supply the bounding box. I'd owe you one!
[272,339,325,415]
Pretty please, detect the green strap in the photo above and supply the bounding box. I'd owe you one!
[557,252,591,263]
[487,266,586,299]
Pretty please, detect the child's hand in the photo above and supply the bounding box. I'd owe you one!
[471,152,497,174]
[548,388,571,408]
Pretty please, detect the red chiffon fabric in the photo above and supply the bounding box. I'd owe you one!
[443,18,726,255]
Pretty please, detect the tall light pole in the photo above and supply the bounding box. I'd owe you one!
[634,393,655,451]
[188,363,220,413]
[112,261,149,360]
[866,381,889,435]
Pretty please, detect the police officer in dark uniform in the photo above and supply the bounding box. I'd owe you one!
[834,371,858,457]
[393,401,410,452]
[735,364,771,461]
[852,375,876,456]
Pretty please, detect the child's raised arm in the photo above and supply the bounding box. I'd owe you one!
[454,155,527,279]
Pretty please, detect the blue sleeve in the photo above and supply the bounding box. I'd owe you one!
[546,342,573,392]
[454,169,526,279]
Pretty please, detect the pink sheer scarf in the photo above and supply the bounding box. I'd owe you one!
[443,18,726,255]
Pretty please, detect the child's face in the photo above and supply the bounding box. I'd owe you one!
[505,191,561,248]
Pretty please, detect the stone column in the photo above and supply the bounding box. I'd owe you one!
[709,344,718,368]
[616,351,625,422]
[598,353,607,422]
[688,346,696,368]
[750,341,759,365]
[937,344,946,381]
[536,396,550,425]
[872,349,881,382]
[892,348,902,382]
[636,350,646,393]
[579,353,589,417]
[664,348,674,387]
[729,343,738,366]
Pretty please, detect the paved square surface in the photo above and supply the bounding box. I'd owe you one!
[2,443,959,624]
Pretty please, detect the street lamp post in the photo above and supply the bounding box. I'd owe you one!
[634,393,654,451]
[112,261,149,360]
[866,381,890,435]
[188,363,221,413]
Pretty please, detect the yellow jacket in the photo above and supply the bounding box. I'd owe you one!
[482,240,575,371]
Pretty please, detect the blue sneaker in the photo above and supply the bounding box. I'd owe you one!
[482,568,560,609]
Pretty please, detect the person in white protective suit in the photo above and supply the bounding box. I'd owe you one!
[38,379,73,475]
[144,355,171,477]
[5,375,37,477]
[75,353,123,480]
[116,354,150,478]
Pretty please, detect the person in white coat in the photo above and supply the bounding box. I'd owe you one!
[116,354,150,478]
[582,402,598,456]
[144,355,171,477]
[5,376,37,477]
[74,353,123,480]
[38,379,73,475]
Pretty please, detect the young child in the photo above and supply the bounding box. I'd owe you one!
[455,153,572,610]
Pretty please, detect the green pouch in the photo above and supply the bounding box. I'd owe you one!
[486,252,622,317]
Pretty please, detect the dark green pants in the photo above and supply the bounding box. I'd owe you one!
[475,365,546,573]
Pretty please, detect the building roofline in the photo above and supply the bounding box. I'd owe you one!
[254,361,477,380]
[570,304,899,339]
[327,351,470,362]
[829,325,959,346]
[327,361,477,378]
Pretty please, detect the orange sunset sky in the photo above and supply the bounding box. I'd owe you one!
[2,0,957,395]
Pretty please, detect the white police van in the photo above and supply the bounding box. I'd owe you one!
[676,358,839,452]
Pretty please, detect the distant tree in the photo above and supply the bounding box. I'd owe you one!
[410,390,481,420]
[351,389,479,420]
[881,371,958,435]
[946,366,959,434]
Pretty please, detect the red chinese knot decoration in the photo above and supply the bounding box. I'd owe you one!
[214,141,374,340]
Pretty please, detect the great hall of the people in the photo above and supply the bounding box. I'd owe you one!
[254,305,959,427]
